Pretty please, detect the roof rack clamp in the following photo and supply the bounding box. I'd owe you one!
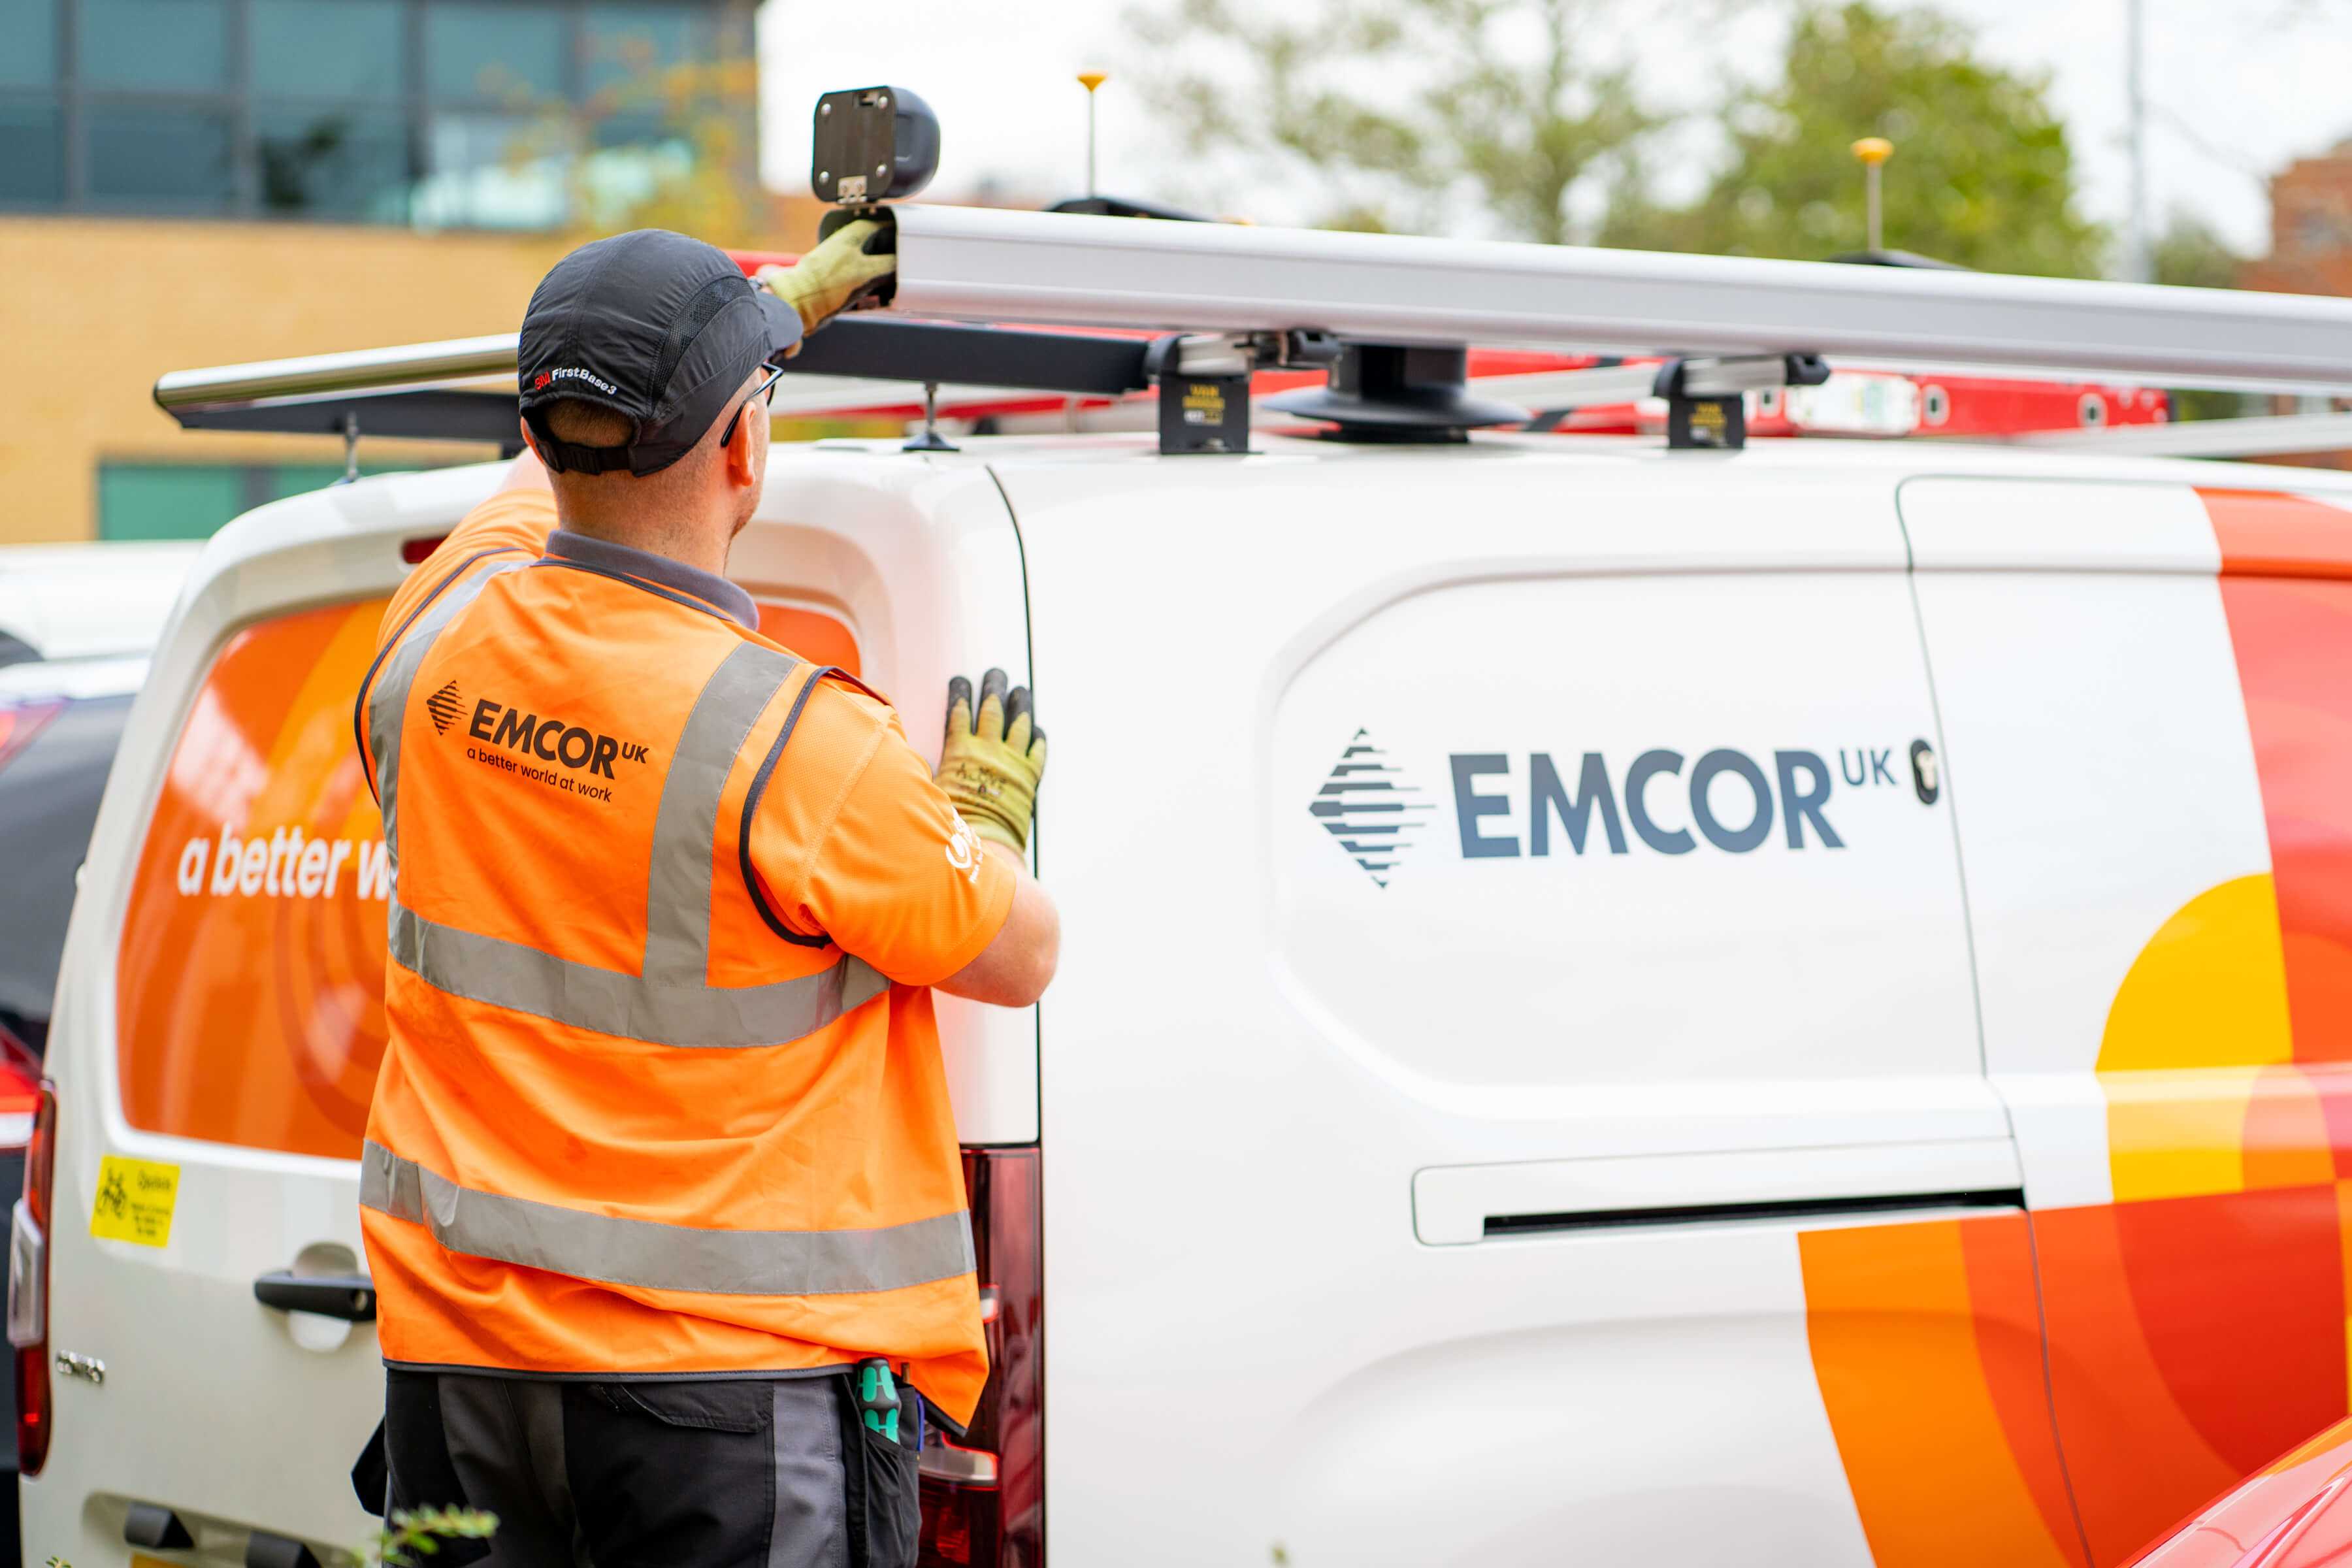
[1250,330,1343,370]
[1147,335,1254,455]
[1656,353,1829,451]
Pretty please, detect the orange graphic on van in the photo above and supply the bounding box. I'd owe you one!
[117,599,394,1159]
[1800,493,2352,1567]
[1801,1212,2090,1567]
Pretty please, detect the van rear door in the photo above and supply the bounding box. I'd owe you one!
[27,485,436,1568]
[27,455,1036,1568]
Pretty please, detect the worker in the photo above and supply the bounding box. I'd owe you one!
[349,220,1059,1568]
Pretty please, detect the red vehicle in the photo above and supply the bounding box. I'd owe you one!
[2131,1418,2352,1567]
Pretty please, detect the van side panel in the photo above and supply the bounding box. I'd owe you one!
[1799,1213,2086,1568]
[1007,451,2041,1567]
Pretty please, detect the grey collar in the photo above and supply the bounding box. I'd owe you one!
[544,528,757,630]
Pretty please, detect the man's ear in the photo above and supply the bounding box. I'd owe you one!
[723,404,762,488]
[519,417,565,472]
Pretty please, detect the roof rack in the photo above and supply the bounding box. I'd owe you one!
[886,205,2352,391]
[154,204,2352,458]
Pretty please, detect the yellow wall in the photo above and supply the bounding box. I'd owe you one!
[1,216,576,543]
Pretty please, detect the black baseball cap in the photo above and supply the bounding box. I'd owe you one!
[518,229,802,477]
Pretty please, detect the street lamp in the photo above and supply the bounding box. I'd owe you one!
[1852,137,1893,253]
[1077,72,1107,199]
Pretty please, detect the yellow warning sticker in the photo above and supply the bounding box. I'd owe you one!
[91,1155,179,1247]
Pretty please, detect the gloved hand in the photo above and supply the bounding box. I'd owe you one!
[936,669,1045,856]
[755,218,896,342]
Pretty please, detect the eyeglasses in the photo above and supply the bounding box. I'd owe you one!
[719,361,789,448]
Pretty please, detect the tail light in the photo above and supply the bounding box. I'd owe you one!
[0,700,63,777]
[7,1080,55,1475]
[0,1026,44,1151]
[921,1147,1041,1567]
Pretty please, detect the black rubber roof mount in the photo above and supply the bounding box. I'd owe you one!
[1825,248,1970,270]
[1266,344,1527,444]
[123,1502,195,1551]
[1047,195,1216,222]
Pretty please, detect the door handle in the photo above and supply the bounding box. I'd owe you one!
[252,1271,376,1322]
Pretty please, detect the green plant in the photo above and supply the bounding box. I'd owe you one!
[1130,0,1659,242]
[1603,1,2104,276]
[374,1505,500,1568]
[35,1506,496,1568]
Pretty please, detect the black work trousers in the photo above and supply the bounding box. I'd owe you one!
[378,1369,923,1568]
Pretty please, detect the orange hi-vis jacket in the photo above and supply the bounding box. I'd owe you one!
[353,489,1013,1424]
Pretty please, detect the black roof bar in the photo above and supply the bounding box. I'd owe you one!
[154,318,1156,449]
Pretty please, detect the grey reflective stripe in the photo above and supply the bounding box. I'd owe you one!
[374,561,886,1047]
[644,643,795,980]
[361,1141,974,1298]
[389,896,887,1047]
[370,560,531,862]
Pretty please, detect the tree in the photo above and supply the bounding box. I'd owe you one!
[451,14,791,249]
[2151,208,2244,290]
[1128,0,1658,243]
[1603,3,2104,276]
[573,52,778,248]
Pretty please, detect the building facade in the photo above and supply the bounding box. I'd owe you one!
[0,0,819,544]
[2242,142,2352,299]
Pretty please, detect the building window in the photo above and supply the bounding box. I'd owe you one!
[257,106,411,216]
[5,0,750,226]
[98,463,431,540]
[81,0,231,90]
[584,3,704,95]
[87,105,237,206]
[0,0,58,86]
[0,100,63,204]
[426,1,566,103]
[98,465,251,542]
[249,0,404,99]
[2295,210,2352,256]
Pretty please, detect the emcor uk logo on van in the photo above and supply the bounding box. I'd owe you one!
[1313,733,1942,885]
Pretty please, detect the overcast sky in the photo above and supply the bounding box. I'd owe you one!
[754,0,2352,267]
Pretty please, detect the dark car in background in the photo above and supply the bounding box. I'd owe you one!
[0,544,197,1563]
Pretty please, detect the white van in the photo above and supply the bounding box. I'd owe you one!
[20,429,2352,1568]
[0,544,204,669]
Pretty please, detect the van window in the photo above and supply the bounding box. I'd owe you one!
[118,595,858,1158]
[116,600,391,1158]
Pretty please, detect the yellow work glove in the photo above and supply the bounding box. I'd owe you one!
[755,218,896,341]
[936,669,1045,856]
